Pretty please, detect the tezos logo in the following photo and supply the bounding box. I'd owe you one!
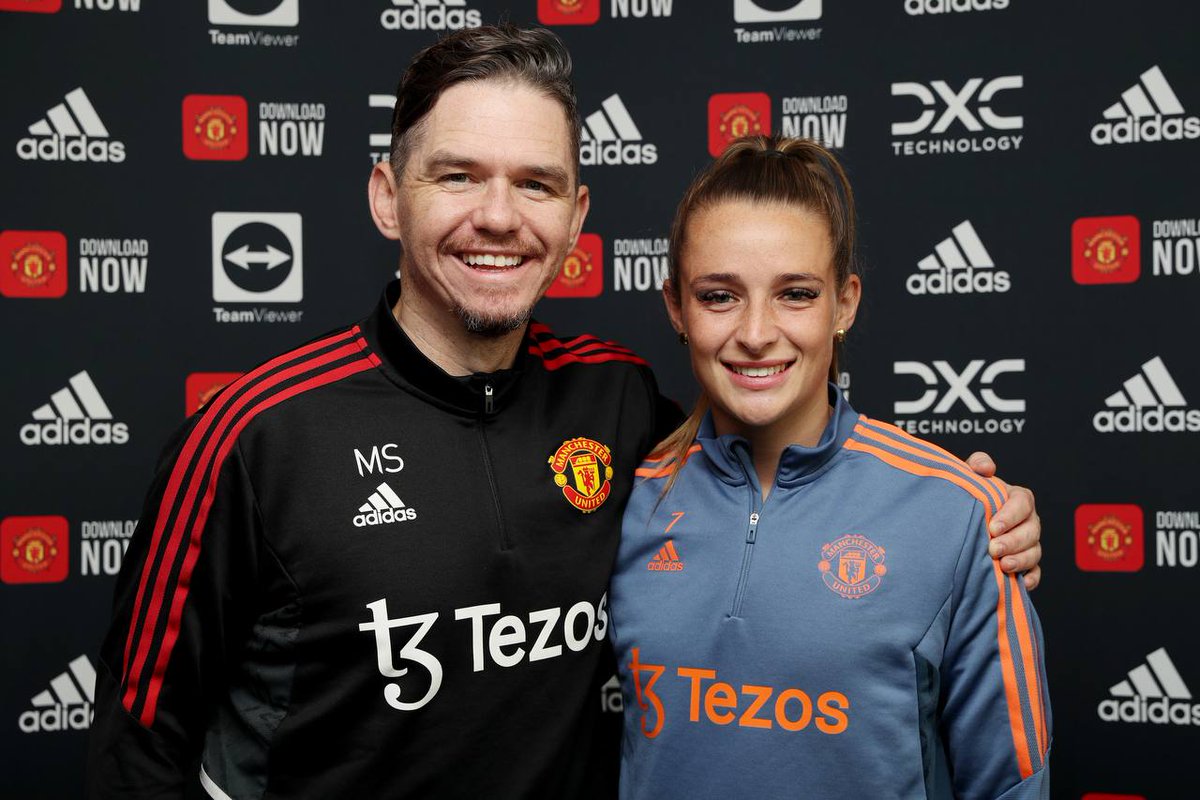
[1072,216,1140,285]
[18,655,96,734]
[906,219,1009,295]
[891,75,1023,156]
[546,233,603,298]
[1098,648,1199,727]
[1074,504,1144,572]
[904,0,1008,14]
[2,516,69,584]
[380,0,482,31]
[1093,356,1199,433]
[580,94,657,166]
[16,87,125,163]
[892,359,1025,435]
[1091,66,1199,146]
[20,371,129,446]
[211,212,302,303]
[0,230,68,298]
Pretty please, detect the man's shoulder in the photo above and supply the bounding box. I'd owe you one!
[525,320,651,374]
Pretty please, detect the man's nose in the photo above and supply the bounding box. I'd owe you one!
[471,181,520,234]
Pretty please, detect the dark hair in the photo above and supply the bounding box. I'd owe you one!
[389,24,581,180]
[656,134,859,485]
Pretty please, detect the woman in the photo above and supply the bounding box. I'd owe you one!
[608,136,1050,798]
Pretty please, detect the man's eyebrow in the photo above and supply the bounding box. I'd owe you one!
[423,151,572,187]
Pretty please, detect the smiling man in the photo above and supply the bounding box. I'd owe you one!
[87,25,1042,800]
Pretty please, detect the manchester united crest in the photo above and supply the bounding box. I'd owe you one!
[11,242,57,288]
[195,106,239,152]
[719,104,765,144]
[1087,514,1135,562]
[548,437,614,513]
[1082,227,1130,274]
[12,527,59,574]
[819,534,886,599]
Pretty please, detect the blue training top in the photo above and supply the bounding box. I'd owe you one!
[609,386,1050,799]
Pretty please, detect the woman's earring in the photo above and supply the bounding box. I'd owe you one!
[678,332,689,345]
[834,329,847,344]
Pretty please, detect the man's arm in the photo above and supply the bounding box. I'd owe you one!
[966,451,1042,591]
[87,422,263,798]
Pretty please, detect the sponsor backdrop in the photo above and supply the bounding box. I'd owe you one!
[1,0,1196,796]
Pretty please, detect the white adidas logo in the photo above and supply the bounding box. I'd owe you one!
[580,94,658,166]
[353,482,417,527]
[905,220,1011,295]
[380,0,483,32]
[19,371,129,446]
[1093,356,1200,433]
[16,87,126,163]
[1098,647,1199,726]
[1091,65,1199,145]
[18,655,96,733]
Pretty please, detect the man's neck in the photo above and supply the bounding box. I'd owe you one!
[392,293,525,377]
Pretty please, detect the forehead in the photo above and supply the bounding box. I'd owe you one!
[683,201,834,278]
[414,79,575,171]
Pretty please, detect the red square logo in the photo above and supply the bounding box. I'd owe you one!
[2,516,69,584]
[537,0,600,25]
[186,372,243,416]
[0,0,61,12]
[0,230,68,299]
[708,92,772,156]
[1072,215,1140,284]
[182,95,249,161]
[1075,504,1144,572]
[546,233,603,298]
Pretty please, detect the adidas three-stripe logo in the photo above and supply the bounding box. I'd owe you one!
[579,94,658,166]
[1105,356,1185,408]
[1091,65,1199,146]
[20,371,129,446]
[647,540,684,571]
[17,87,126,163]
[1093,356,1200,433]
[18,655,96,734]
[906,220,1011,295]
[1102,66,1184,121]
[1098,647,1200,727]
[353,482,417,527]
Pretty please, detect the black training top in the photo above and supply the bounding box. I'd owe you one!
[87,282,679,799]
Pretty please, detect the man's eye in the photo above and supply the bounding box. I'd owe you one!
[441,173,471,184]
[521,179,547,192]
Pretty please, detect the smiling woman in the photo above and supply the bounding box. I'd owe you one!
[608,135,1051,800]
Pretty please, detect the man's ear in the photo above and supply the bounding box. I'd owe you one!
[368,162,402,241]
[567,182,590,250]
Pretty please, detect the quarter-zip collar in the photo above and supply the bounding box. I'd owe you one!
[362,280,528,416]
[696,383,858,489]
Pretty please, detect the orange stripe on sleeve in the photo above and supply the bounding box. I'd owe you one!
[843,439,997,523]
[853,420,1004,510]
[635,445,702,478]
[992,562,1036,779]
[1007,574,1048,758]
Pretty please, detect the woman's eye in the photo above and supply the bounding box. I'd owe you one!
[783,288,819,301]
[698,290,735,304]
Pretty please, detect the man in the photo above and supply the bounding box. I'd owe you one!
[88,25,1041,799]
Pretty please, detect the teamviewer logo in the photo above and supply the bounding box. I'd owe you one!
[733,0,821,23]
[208,0,298,26]
[212,212,302,302]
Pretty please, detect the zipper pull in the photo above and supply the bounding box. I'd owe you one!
[484,383,494,414]
[747,512,759,543]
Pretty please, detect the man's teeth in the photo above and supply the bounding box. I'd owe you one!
[462,253,523,267]
[731,364,787,377]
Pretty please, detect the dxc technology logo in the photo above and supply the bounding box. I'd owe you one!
[892,359,1025,434]
[891,75,1022,156]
